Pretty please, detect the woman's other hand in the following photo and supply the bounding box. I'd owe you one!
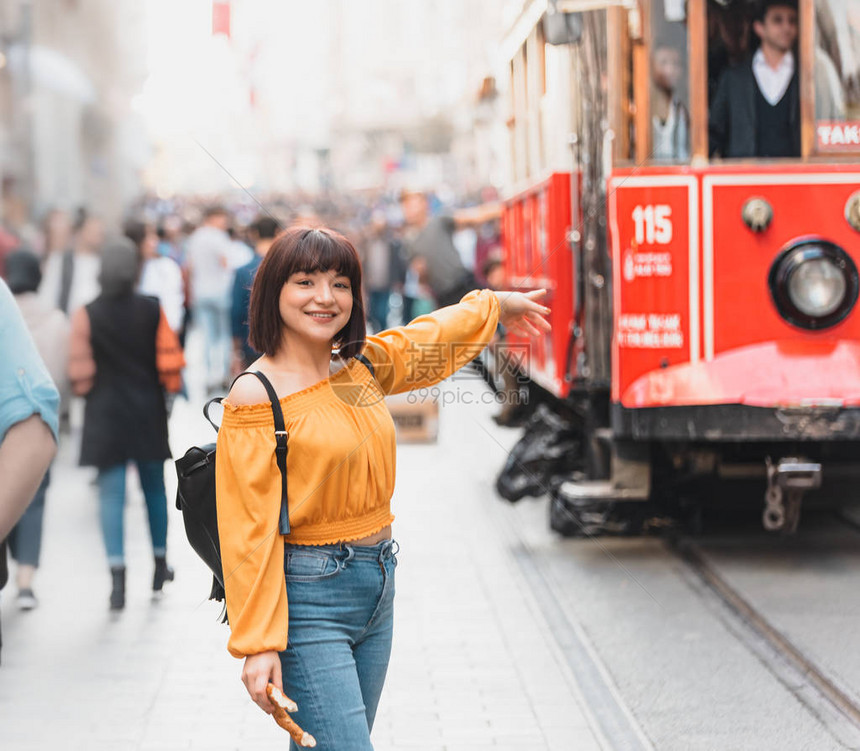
[494,289,552,337]
[242,650,282,714]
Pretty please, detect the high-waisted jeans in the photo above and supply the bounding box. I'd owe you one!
[279,539,398,751]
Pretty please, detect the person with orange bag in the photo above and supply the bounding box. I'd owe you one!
[68,237,185,611]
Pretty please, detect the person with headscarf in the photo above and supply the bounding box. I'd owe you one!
[67,237,185,611]
[4,249,69,610]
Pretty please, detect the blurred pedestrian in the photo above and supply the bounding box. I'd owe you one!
[0,223,20,278]
[230,216,280,374]
[362,210,403,332]
[67,238,185,611]
[216,226,550,748]
[0,279,59,540]
[125,219,185,335]
[399,190,502,308]
[39,208,72,260]
[186,206,234,390]
[227,224,255,270]
[156,215,184,264]
[0,277,58,661]
[39,207,104,316]
[4,250,69,610]
[158,216,192,347]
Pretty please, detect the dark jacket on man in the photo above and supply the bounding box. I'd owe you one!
[709,59,800,159]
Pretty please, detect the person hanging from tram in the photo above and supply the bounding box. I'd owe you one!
[709,0,800,158]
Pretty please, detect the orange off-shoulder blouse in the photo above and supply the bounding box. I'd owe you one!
[215,289,500,658]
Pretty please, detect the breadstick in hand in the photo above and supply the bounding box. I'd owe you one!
[266,683,317,748]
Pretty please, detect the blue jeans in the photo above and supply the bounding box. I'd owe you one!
[97,460,168,567]
[280,539,398,750]
[8,469,50,567]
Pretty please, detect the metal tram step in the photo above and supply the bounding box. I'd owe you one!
[550,478,654,537]
[554,478,649,502]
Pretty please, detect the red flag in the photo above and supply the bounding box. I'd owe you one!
[212,1,231,38]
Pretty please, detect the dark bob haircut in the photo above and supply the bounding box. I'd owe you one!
[248,226,366,360]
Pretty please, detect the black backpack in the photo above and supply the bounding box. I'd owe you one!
[174,371,288,619]
[174,356,376,618]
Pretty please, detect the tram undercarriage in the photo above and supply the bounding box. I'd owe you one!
[495,381,860,536]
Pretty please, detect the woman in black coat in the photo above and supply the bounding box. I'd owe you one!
[68,237,184,610]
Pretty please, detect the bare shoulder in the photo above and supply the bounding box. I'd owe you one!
[226,373,270,406]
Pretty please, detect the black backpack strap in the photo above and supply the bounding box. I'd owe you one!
[354,351,375,379]
[202,370,290,535]
[202,371,260,433]
[249,371,291,536]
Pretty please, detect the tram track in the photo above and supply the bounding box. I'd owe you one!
[486,490,655,750]
[669,533,860,749]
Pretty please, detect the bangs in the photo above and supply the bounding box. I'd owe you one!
[285,228,359,282]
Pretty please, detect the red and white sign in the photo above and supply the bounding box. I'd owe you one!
[817,121,860,152]
[609,176,698,404]
[617,313,684,349]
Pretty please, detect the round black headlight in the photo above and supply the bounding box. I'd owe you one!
[768,239,859,330]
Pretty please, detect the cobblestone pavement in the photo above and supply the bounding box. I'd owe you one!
[0,375,604,750]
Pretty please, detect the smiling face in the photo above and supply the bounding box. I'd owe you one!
[278,268,353,347]
[249,226,366,359]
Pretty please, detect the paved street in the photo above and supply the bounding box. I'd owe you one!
[0,373,605,750]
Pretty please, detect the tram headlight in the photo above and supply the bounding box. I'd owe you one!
[768,239,859,330]
[787,258,846,317]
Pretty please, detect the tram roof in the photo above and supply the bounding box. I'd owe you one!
[502,0,636,62]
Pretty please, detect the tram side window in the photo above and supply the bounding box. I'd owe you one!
[815,0,860,151]
[651,0,690,162]
[708,0,800,159]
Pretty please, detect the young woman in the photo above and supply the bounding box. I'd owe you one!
[216,226,550,749]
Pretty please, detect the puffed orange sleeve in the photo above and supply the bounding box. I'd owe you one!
[215,418,288,658]
[363,288,500,395]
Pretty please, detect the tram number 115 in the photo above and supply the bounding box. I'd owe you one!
[632,205,673,246]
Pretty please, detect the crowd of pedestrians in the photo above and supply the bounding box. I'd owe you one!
[0,188,505,661]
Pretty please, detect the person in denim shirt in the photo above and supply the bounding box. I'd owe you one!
[0,277,59,662]
[0,278,59,538]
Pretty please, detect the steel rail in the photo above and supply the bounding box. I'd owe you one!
[670,535,860,744]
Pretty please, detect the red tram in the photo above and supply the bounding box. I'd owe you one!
[498,0,860,533]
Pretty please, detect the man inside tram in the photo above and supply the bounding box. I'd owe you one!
[651,41,691,161]
[709,0,800,158]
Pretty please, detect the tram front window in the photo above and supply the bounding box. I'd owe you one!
[815,0,860,150]
[708,0,800,159]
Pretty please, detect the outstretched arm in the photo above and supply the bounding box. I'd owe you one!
[364,288,550,394]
